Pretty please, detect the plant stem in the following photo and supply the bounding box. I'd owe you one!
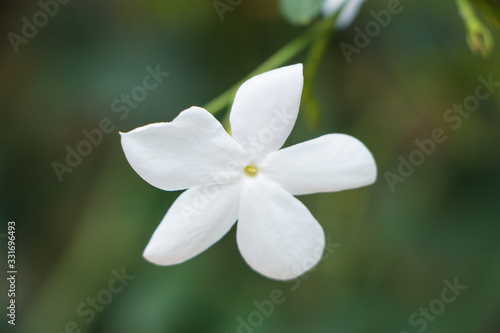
[204,16,337,118]
[302,15,335,128]
[456,0,494,57]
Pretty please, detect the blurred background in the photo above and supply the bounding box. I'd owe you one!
[1,0,500,332]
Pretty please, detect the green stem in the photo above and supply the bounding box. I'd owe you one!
[302,16,335,128]
[457,0,476,20]
[456,0,494,57]
[204,15,337,119]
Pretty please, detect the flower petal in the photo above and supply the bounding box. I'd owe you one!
[322,0,346,17]
[337,0,366,29]
[121,107,249,191]
[143,182,241,265]
[260,134,377,196]
[237,177,325,280]
[229,64,303,162]
[323,0,366,29]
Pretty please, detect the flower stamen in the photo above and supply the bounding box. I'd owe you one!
[244,165,258,177]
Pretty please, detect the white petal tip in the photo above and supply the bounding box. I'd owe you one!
[142,247,161,265]
[251,249,325,281]
[142,247,176,266]
[286,63,303,75]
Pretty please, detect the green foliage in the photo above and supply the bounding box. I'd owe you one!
[279,0,325,25]
[2,1,500,333]
[457,0,500,56]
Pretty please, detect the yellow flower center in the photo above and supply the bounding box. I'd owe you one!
[244,165,258,177]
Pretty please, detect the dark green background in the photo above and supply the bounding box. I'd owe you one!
[1,0,499,332]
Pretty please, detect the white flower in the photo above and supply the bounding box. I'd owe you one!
[120,64,376,280]
[323,0,367,29]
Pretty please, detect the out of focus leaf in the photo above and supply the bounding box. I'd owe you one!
[478,0,500,26]
[279,0,324,25]
[457,0,494,58]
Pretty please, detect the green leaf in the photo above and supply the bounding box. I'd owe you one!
[279,0,325,26]
[456,0,495,57]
